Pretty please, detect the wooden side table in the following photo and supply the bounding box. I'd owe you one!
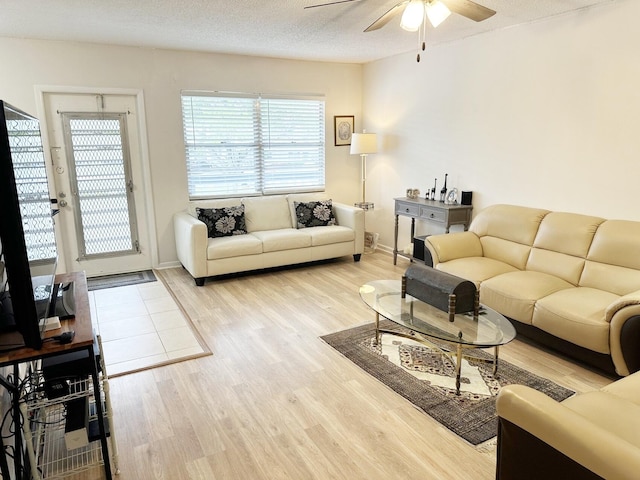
[0,272,114,480]
[393,197,472,265]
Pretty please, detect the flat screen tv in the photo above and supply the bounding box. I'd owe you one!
[0,100,59,351]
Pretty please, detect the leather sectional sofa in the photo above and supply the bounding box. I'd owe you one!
[495,372,640,480]
[424,204,640,376]
[174,194,364,285]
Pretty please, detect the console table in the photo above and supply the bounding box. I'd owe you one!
[394,197,473,265]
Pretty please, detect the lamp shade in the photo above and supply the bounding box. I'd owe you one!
[350,133,378,155]
[426,0,451,28]
[400,0,425,32]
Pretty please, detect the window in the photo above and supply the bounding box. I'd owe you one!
[181,92,326,199]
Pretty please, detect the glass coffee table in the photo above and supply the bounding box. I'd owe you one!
[359,279,516,395]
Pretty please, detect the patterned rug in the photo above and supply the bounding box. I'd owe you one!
[87,270,157,291]
[321,319,574,445]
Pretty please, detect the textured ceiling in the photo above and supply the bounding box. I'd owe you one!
[0,0,615,63]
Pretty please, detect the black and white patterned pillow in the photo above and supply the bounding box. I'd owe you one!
[196,205,247,238]
[294,200,337,228]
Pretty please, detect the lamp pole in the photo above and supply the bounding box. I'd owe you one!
[350,131,377,211]
[361,153,367,205]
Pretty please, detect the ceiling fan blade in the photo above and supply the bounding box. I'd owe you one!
[304,0,361,9]
[442,0,496,22]
[364,2,408,32]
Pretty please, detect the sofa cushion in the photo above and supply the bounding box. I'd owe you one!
[251,229,311,252]
[305,225,354,246]
[196,205,247,238]
[287,193,329,225]
[562,391,640,449]
[523,212,604,285]
[527,248,585,286]
[243,195,292,232]
[470,204,549,246]
[533,287,617,353]
[294,200,337,228]
[533,212,604,258]
[188,198,241,217]
[480,236,532,270]
[436,257,519,286]
[587,220,640,271]
[580,261,640,296]
[206,234,263,260]
[480,271,573,324]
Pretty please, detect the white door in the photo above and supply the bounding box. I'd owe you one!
[42,93,152,276]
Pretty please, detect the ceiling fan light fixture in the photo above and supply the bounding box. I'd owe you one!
[400,0,425,32]
[426,0,451,28]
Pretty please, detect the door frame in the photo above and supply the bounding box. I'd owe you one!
[34,85,159,274]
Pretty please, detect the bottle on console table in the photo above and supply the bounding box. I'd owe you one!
[439,173,448,203]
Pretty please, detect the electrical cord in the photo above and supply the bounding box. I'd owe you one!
[42,330,75,344]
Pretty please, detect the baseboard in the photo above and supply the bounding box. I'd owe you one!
[155,261,182,270]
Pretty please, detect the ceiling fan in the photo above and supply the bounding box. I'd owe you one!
[363,0,496,32]
[306,0,495,28]
[305,0,496,61]
[305,0,364,7]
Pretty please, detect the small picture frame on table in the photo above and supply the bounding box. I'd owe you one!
[334,115,354,146]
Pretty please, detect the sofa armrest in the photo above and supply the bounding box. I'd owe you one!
[173,211,208,280]
[333,202,365,254]
[497,385,640,480]
[606,289,640,322]
[607,292,640,375]
[424,231,483,266]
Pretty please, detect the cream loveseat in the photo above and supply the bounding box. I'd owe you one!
[174,194,364,286]
[495,372,640,480]
[424,204,640,376]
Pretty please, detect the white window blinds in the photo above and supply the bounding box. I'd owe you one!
[181,93,325,199]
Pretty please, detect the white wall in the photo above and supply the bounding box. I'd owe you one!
[362,0,640,252]
[0,38,363,268]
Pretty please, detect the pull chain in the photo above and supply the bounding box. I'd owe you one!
[416,6,427,62]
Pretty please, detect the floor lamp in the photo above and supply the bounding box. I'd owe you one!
[350,132,377,211]
[350,131,378,252]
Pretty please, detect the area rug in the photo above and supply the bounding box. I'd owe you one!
[87,270,157,291]
[321,320,574,446]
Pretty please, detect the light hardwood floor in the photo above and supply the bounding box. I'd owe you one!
[102,252,612,480]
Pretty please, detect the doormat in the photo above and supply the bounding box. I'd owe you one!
[87,270,157,291]
[321,320,574,446]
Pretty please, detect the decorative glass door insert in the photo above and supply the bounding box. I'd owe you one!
[61,113,139,260]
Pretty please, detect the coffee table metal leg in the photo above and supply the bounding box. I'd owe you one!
[455,343,463,395]
[493,345,499,376]
[374,312,381,345]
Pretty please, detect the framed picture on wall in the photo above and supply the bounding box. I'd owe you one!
[334,115,354,146]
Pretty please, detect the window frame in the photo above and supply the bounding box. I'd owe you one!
[181,91,326,200]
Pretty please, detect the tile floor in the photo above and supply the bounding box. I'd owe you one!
[88,279,206,376]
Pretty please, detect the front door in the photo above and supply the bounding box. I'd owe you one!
[42,93,152,276]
